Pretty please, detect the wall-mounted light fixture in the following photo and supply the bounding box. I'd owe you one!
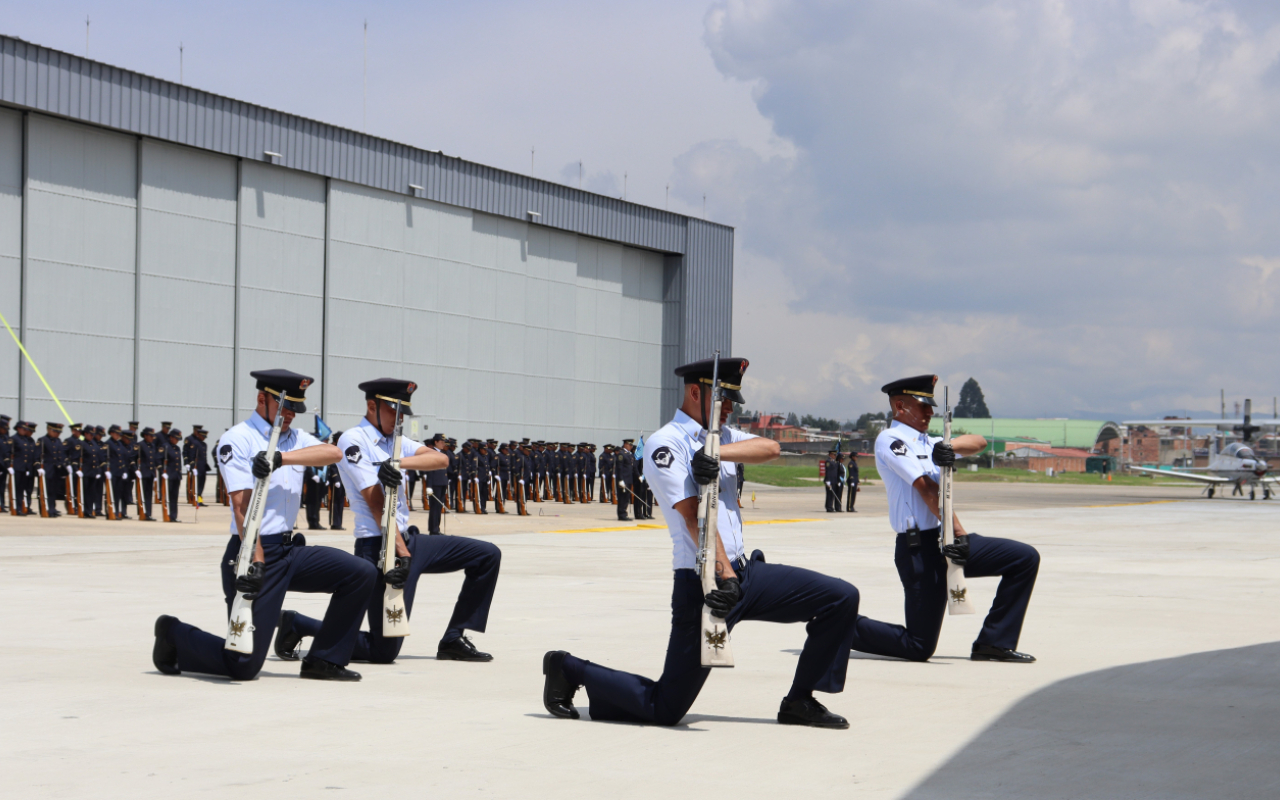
[264,151,282,164]
[409,183,425,198]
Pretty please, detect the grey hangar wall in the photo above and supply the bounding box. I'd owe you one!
[0,35,734,441]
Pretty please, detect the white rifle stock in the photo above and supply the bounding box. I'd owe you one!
[697,352,734,668]
[942,387,976,615]
[379,404,411,638]
[225,401,287,654]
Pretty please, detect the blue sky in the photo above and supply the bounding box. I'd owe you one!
[7,1,1280,421]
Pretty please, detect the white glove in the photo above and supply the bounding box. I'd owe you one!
[312,475,321,483]
[76,471,83,477]
[426,487,433,496]
[67,466,74,475]
[37,468,45,476]
[335,481,342,489]
[136,470,143,479]
[106,471,113,480]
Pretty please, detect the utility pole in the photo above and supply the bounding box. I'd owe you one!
[665,184,669,210]
[578,160,583,189]
[623,172,627,201]
[702,194,707,219]
[530,147,535,178]
[85,16,90,57]
[363,20,368,131]
[180,43,184,84]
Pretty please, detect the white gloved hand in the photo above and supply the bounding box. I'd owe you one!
[76,471,83,477]
[106,471,113,480]
[37,468,45,476]
[312,475,321,483]
[136,470,143,479]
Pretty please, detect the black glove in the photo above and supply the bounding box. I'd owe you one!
[377,460,402,489]
[703,576,741,619]
[384,556,411,589]
[942,534,970,566]
[235,561,266,600]
[691,450,720,485]
[252,451,283,479]
[932,442,956,468]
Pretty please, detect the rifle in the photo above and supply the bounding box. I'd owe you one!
[940,387,976,616]
[377,403,411,639]
[7,467,15,515]
[65,465,75,515]
[36,441,49,518]
[514,471,529,516]
[471,475,482,514]
[134,465,147,520]
[696,352,733,668]
[186,463,197,505]
[76,454,85,517]
[455,475,465,513]
[159,443,172,523]
[225,399,287,654]
[104,468,117,520]
[492,474,506,514]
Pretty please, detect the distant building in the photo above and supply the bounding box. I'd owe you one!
[1004,444,1094,473]
[748,414,807,442]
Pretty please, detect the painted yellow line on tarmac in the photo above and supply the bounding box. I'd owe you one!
[1082,499,1191,508]
[548,518,821,534]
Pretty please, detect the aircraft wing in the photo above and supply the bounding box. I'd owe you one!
[1122,418,1280,428]
[1129,465,1231,483]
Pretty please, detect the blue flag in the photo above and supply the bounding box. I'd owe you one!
[315,415,332,442]
[635,436,644,459]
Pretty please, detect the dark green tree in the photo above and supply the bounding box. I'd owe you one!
[954,378,991,418]
[785,411,800,427]
[800,414,842,431]
[855,412,887,432]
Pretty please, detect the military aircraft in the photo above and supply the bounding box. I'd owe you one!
[1123,399,1280,500]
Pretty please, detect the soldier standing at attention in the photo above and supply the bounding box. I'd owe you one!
[83,426,108,517]
[303,461,326,530]
[0,415,12,512]
[599,444,614,504]
[192,426,211,505]
[614,439,636,521]
[161,429,184,522]
[845,454,860,512]
[542,357,859,728]
[39,422,66,517]
[276,378,500,665]
[64,423,85,513]
[12,421,39,515]
[152,370,372,681]
[326,433,346,531]
[823,450,840,513]
[851,375,1039,663]
[425,433,450,534]
[138,428,161,521]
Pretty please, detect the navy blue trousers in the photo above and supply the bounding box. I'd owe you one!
[851,531,1039,660]
[292,531,501,663]
[563,552,859,726]
[169,534,377,680]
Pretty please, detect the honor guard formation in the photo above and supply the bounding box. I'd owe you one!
[4,363,1040,728]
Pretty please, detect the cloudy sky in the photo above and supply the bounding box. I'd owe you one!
[10,1,1280,421]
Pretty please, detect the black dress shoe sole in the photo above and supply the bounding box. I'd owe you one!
[777,711,849,729]
[971,652,1036,663]
[437,649,493,662]
[153,616,180,675]
[299,665,362,681]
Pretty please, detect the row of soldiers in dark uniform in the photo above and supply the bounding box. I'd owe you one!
[0,415,211,522]
[823,450,861,513]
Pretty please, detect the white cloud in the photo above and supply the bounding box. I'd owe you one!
[687,0,1280,418]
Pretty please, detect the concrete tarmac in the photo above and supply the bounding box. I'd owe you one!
[1,484,1277,798]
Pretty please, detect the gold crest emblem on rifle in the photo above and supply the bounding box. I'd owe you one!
[705,629,728,651]
[229,619,247,637]
[385,607,405,623]
[949,587,967,603]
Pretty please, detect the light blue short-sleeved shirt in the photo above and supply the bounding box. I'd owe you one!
[875,419,942,533]
[644,410,756,570]
[336,418,423,539]
[217,413,323,537]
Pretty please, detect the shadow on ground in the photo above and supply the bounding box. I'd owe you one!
[903,642,1280,800]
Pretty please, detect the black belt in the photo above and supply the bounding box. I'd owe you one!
[897,526,940,548]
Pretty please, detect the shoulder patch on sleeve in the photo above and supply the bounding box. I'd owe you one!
[889,439,908,457]
[344,445,364,464]
[218,444,233,464]
[650,445,673,468]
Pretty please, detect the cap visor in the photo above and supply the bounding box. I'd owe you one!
[283,399,307,413]
[921,397,937,407]
[725,388,745,404]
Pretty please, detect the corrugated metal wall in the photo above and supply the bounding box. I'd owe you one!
[680,218,734,362]
[0,108,19,410]
[0,35,735,437]
[0,35,701,255]
[23,114,136,426]
[138,139,237,431]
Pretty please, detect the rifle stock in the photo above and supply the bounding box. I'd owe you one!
[697,352,734,668]
[225,402,286,654]
[941,388,976,616]
[378,405,410,638]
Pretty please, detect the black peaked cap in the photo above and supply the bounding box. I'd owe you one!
[251,369,314,413]
[675,357,749,404]
[880,374,938,407]
[359,378,417,416]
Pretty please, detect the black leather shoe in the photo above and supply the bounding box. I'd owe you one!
[153,615,180,675]
[971,644,1036,663]
[300,657,362,681]
[307,524,325,530]
[542,650,580,719]
[618,515,631,521]
[274,610,303,661]
[437,635,493,662]
[777,696,849,729]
